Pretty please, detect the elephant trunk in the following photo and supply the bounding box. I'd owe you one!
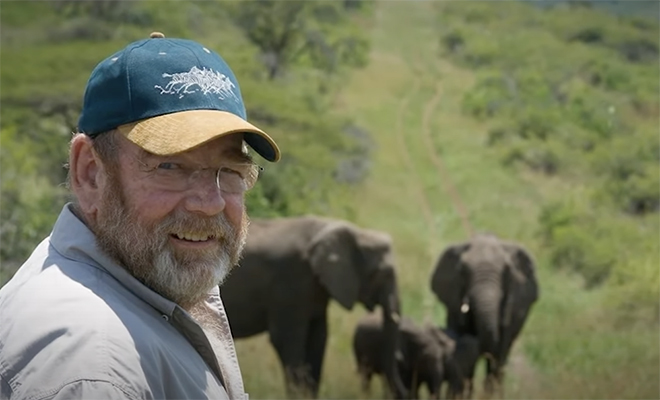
[469,283,502,357]
[379,269,409,399]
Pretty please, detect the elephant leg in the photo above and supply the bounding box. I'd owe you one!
[499,309,530,367]
[485,355,507,399]
[379,376,394,400]
[304,315,328,397]
[410,382,421,400]
[496,368,505,399]
[409,366,430,400]
[484,356,501,399]
[446,378,462,400]
[465,378,473,399]
[427,372,443,400]
[269,317,312,398]
[359,369,373,394]
[426,382,438,400]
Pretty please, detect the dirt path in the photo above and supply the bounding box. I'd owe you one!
[394,78,437,242]
[415,67,539,399]
[401,49,539,400]
[420,82,475,239]
[374,3,540,396]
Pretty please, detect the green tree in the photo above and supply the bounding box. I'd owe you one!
[231,0,369,80]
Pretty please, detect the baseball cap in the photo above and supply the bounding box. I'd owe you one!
[78,32,280,162]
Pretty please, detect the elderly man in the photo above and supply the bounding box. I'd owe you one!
[0,32,280,400]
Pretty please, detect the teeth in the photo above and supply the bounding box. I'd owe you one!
[175,233,211,242]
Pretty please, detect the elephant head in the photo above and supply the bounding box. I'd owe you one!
[430,234,539,365]
[306,221,408,398]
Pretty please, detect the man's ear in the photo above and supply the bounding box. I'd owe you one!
[69,134,107,220]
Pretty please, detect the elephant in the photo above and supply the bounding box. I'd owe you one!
[352,312,463,399]
[221,216,408,398]
[441,330,480,400]
[430,233,540,397]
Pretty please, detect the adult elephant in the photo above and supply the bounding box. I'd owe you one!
[429,233,539,397]
[222,216,408,399]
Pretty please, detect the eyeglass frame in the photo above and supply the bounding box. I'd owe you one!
[127,150,263,194]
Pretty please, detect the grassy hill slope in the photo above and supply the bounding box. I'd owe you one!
[235,2,659,398]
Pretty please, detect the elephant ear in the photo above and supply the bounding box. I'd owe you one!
[502,242,540,306]
[430,242,469,311]
[307,222,361,310]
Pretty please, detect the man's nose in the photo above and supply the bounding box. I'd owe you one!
[183,170,226,216]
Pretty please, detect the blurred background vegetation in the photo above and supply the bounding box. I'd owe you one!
[1,0,658,399]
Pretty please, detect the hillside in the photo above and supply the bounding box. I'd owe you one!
[236,2,659,398]
[1,1,658,399]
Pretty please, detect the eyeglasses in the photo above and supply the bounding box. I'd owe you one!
[136,160,262,194]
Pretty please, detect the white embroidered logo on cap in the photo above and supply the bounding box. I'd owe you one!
[155,66,239,102]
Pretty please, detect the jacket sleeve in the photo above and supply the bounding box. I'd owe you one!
[44,380,140,400]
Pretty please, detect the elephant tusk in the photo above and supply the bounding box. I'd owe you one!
[391,312,401,324]
[460,302,470,313]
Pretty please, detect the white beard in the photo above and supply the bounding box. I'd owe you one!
[150,248,233,301]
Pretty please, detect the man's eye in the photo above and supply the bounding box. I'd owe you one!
[157,162,181,170]
[219,166,243,178]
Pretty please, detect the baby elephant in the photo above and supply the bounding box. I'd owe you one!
[353,313,461,399]
[418,326,480,400]
[440,330,480,399]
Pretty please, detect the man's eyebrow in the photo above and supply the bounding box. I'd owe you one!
[136,148,158,162]
[222,151,255,164]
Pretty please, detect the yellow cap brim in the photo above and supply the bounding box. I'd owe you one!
[116,109,281,162]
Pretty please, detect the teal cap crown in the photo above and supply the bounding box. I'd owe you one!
[78,32,279,162]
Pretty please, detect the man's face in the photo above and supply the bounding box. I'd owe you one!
[92,134,251,309]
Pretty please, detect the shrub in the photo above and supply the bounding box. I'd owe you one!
[500,139,562,175]
[548,225,615,288]
[538,200,619,288]
[0,127,69,278]
[569,27,605,44]
[590,129,660,215]
[441,29,465,54]
[461,73,510,118]
[602,165,660,215]
[617,38,659,63]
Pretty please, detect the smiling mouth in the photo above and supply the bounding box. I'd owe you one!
[172,233,216,242]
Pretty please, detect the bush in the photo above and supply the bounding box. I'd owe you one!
[538,195,658,293]
[579,58,632,91]
[538,200,618,288]
[548,225,615,287]
[441,29,465,54]
[501,139,562,175]
[605,257,660,328]
[602,165,660,215]
[0,127,69,278]
[569,27,605,44]
[617,38,659,63]
[590,129,660,215]
[461,73,511,118]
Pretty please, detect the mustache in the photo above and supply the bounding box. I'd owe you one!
[155,212,236,242]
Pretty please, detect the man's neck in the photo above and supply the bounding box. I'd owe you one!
[69,203,94,230]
